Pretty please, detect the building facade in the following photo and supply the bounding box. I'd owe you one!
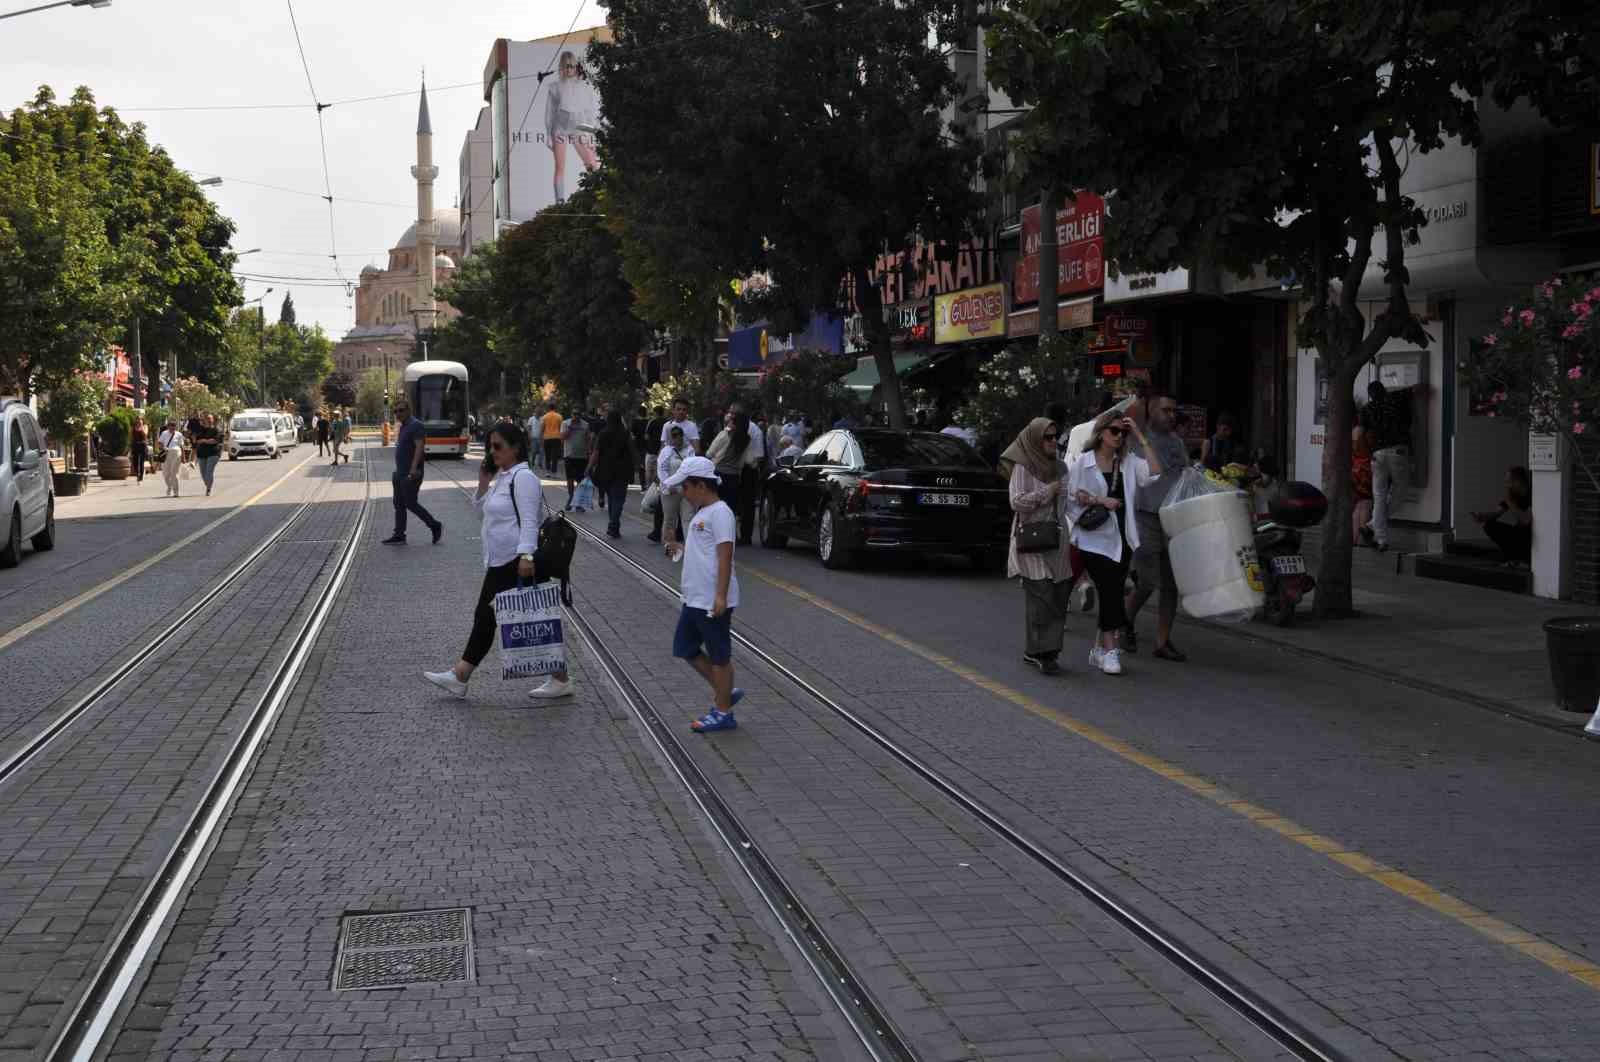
[458,106,495,259]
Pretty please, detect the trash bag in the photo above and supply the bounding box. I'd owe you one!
[492,580,567,680]
[641,481,661,514]
[1159,468,1262,623]
[571,476,595,511]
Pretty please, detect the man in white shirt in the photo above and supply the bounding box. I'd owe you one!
[659,456,744,733]
[660,397,702,455]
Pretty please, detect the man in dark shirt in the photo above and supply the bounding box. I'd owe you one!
[1359,380,1418,551]
[383,400,443,545]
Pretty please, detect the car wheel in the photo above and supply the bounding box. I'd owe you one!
[0,509,20,568]
[271,450,279,459]
[760,494,788,549]
[31,498,55,552]
[817,503,854,570]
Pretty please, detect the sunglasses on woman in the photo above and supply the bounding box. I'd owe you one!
[490,440,508,451]
[1106,426,1126,437]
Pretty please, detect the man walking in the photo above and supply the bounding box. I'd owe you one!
[384,400,443,545]
[1123,391,1189,661]
[561,407,592,510]
[1360,379,1421,552]
[660,397,701,455]
[540,403,564,476]
[660,455,744,734]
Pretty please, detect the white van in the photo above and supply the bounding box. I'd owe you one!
[228,410,280,460]
[273,413,298,452]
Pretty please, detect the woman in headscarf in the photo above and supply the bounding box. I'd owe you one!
[1004,417,1072,675]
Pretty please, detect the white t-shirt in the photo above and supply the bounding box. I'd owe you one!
[680,499,740,611]
[661,418,700,449]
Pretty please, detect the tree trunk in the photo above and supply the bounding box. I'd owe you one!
[144,350,162,408]
[1313,351,1363,617]
[854,264,907,428]
[1038,183,1059,339]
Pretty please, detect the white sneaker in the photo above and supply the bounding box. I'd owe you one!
[1088,645,1106,669]
[424,670,468,698]
[1100,648,1124,676]
[528,677,574,701]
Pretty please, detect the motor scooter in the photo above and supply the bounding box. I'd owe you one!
[1254,480,1327,626]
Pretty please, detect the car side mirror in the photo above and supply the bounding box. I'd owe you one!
[777,455,797,469]
[17,449,40,471]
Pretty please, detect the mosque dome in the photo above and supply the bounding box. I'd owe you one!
[360,263,381,276]
[434,252,455,269]
[395,207,461,251]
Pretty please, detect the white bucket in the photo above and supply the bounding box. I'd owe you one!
[1160,490,1264,618]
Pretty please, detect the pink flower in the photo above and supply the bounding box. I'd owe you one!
[1589,287,1600,303]
[1492,389,1508,402]
[1575,301,1594,319]
[1483,333,1498,346]
[1571,366,1585,380]
[1502,309,1514,326]
[1563,324,1584,339]
[1520,309,1537,327]
[1576,422,1589,435]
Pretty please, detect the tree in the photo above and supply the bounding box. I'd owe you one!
[953,333,1092,452]
[278,291,297,326]
[37,370,110,465]
[757,352,859,428]
[1,86,242,403]
[985,0,1599,616]
[592,0,984,429]
[354,367,387,423]
[321,370,357,409]
[259,322,333,406]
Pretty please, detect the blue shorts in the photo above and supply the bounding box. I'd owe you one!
[673,604,735,666]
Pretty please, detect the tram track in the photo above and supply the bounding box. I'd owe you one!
[527,482,1345,1062]
[1,443,373,1062]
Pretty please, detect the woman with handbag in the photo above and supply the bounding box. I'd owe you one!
[424,420,574,702]
[1065,415,1163,676]
[1004,417,1073,675]
[156,421,185,498]
[705,410,751,520]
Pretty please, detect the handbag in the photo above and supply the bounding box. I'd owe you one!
[571,476,596,511]
[1015,518,1061,553]
[1076,461,1122,532]
[641,481,661,514]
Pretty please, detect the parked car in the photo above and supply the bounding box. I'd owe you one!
[228,411,280,460]
[758,428,1010,570]
[0,398,57,567]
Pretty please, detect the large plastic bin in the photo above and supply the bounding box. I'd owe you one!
[1160,489,1264,618]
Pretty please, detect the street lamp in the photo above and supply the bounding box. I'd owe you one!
[197,176,223,187]
[0,0,109,21]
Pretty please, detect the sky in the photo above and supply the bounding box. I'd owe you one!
[2,0,605,337]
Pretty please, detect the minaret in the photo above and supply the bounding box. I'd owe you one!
[410,78,439,331]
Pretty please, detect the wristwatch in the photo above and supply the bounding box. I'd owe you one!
[519,553,535,563]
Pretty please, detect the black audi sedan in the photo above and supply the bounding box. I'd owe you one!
[758,428,1012,570]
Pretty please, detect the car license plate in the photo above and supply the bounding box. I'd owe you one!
[918,492,970,507]
[1271,555,1306,575]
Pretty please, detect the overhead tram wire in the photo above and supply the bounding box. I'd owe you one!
[284,0,351,301]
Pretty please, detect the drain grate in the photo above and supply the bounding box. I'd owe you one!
[334,908,474,991]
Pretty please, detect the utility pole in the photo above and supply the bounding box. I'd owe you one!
[130,317,143,409]
[1038,183,1060,341]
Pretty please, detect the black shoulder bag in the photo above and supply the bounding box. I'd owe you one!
[1015,469,1062,554]
[1076,460,1122,532]
[508,466,575,605]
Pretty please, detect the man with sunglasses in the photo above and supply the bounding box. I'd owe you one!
[1124,391,1189,661]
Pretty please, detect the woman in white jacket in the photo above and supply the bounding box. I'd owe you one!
[1064,415,1163,676]
[156,421,185,498]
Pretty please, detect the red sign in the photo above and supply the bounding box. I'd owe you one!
[1105,312,1150,340]
[1014,192,1106,305]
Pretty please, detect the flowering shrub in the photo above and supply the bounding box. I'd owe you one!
[953,331,1092,450]
[756,351,860,424]
[1465,274,1600,491]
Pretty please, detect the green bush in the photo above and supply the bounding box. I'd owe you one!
[95,411,131,456]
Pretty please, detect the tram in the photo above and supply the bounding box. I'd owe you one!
[402,360,471,458]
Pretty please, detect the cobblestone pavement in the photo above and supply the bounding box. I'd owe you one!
[556,489,1600,1061]
[0,456,366,1060]
[0,450,330,749]
[109,469,839,1062]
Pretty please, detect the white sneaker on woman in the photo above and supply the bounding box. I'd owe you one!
[1100,649,1124,676]
[1088,645,1106,670]
[528,677,574,701]
[423,670,468,698]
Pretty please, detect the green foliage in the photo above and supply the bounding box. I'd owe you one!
[757,353,858,427]
[278,291,296,326]
[39,371,109,446]
[0,86,242,402]
[94,410,131,456]
[169,376,233,421]
[953,335,1091,451]
[1464,276,1600,492]
[354,367,387,424]
[591,0,985,427]
[259,321,334,407]
[321,371,357,409]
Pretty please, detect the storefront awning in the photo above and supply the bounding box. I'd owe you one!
[841,353,931,393]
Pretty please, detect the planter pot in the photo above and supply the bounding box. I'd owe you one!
[1544,617,1600,713]
[96,455,131,481]
[52,471,89,496]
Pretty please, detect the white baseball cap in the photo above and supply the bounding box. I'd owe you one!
[661,454,720,489]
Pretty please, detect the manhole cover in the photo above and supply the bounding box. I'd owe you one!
[334,908,474,991]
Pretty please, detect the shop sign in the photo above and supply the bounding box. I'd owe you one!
[861,237,998,309]
[1014,192,1106,305]
[1007,296,1095,338]
[1105,267,1191,303]
[843,299,931,354]
[1105,312,1150,340]
[934,283,1007,344]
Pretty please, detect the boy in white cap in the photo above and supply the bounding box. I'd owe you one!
[659,455,744,732]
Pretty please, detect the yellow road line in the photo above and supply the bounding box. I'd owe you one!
[741,565,1600,992]
[0,452,317,652]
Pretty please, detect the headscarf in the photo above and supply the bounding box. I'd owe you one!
[1000,417,1059,484]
